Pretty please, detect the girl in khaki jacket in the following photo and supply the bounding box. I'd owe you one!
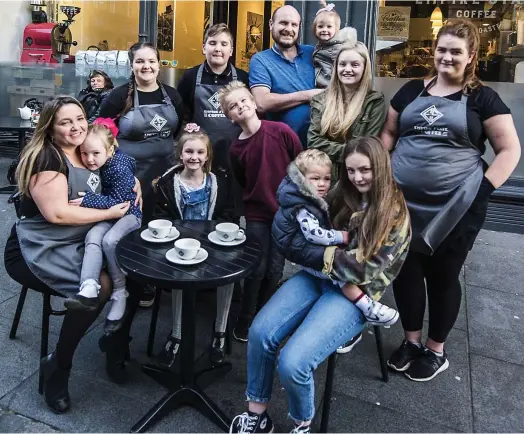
[308,41,386,182]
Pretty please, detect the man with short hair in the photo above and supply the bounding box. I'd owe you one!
[249,5,320,146]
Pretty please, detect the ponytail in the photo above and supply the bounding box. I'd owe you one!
[121,72,135,117]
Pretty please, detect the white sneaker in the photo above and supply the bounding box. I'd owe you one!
[362,300,399,326]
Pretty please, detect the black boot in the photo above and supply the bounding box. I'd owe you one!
[40,352,71,414]
[98,333,131,385]
[209,330,226,366]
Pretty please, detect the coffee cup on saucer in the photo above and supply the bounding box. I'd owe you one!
[215,222,245,242]
[148,219,177,239]
[174,238,200,260]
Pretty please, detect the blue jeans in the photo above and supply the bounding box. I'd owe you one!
[81,214,142,289]
[246,271,365,422]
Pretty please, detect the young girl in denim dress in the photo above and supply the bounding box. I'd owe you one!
[152,123,235,369]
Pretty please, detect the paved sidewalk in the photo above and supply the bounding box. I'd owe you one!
[0,157,522,432]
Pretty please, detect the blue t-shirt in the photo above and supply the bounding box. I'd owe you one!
[249,44,315,145]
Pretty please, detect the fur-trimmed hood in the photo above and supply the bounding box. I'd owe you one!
[276,161,329,214]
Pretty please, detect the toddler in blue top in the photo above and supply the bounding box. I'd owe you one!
[64,118,142,334]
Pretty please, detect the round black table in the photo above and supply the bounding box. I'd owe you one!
[0,117,35,194]
[116,219,261,433]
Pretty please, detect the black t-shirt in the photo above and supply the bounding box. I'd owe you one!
[20,149,67,219]
[390,79,510,154]
[99,82,185,138]
[176,62,249,121]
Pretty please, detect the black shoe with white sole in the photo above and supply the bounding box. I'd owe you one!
[230,410,274,433]
[336,332,363,354]
[404,349,449,382]
[387,340,424,372]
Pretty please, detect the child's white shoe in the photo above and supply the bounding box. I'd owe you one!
[362,300,399,326]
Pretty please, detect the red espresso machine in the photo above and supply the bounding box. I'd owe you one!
[21,4,80,64]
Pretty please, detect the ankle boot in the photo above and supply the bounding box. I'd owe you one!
[209,330,226,366]
[40,353,71,414]
[99,333,131,385]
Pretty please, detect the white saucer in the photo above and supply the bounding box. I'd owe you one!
[165,248,208,265]
[140,228,180,243]
[208,230,246,246]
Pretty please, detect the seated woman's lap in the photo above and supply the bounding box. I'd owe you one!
[247,270,365,420]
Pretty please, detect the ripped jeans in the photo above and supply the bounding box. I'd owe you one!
[246,271,365,422]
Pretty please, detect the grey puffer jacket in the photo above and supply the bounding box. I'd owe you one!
[314,27,357,89]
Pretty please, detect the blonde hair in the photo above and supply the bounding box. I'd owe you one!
[331,136,409,261]
[218,80,253,117]
[295,149,332,175]
[177,129,213,174]
[312,10,341,39]
[85,123,119,153]
[16,96,85,197]
[321,42,372,140]
[428,19,481,93]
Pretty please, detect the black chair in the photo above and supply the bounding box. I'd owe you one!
[146,286,233,358]
[8,285,67,394]
[317,326,388,433]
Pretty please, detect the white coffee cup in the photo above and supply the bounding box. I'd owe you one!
[174,238,201,260]
[215,222,245,242]
[148,219,177,239]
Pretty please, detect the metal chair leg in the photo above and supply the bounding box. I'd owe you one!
[373,326,389,382]
[147,287,163,357]
[9,286,28,339]
[319,353,338,433]
[39,292,51,394]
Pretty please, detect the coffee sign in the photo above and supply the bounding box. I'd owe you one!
[378,6,411,40]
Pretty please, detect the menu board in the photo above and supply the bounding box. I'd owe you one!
[378,6,411,40]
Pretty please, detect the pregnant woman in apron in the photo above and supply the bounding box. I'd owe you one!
[4,97,141,413]
[99,41,185,307]
[381,19,521,382]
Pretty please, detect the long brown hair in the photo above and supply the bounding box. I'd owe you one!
[331,136,408,260]
[427,19,481,93]
[121,42,160,117]
[16,96,85,196]
[321,42,372,140]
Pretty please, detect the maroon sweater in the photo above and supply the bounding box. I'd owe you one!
[230,120,303,223]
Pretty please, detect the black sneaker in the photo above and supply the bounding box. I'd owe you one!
[230,411,274,433]
[336,332,363,354]
[404,349,449,382]
[387,340,424,372]
[157,335,181,370]
[209,330,226,365]
[139,285,156,308]
[233,318,250,343]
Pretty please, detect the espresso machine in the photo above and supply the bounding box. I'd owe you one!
[21,2,81,65]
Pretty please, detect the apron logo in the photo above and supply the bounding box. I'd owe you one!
[86,173,100,193]
[420,105,443,126]
[150,114,168,131]
[207,92,221,110]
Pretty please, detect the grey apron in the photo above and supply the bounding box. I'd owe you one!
[192,63,244,216]
[16,159,102,295]
[391,79,483,254]
[117,82,180,222]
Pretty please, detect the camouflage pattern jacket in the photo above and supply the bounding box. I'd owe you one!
[321,206,411,300]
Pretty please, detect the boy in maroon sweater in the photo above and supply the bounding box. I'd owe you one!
[220,81,303,342]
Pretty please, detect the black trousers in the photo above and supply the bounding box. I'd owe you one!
[393,178,492,343]
[4,228,141,370]
[239,220,285,324]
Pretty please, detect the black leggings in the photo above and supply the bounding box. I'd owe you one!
[393,243,470,344]
[4,231,141,370]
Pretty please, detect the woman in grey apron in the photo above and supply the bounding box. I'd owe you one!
[381,20,520,382]
[100,42,184,225]
[4,97,141,414]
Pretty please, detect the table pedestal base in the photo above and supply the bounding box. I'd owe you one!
[130,362,232,433]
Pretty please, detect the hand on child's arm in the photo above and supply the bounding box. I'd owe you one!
[341,231,350,244]
[69,191,85,206]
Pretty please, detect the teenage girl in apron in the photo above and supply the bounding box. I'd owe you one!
[381,20,520,382]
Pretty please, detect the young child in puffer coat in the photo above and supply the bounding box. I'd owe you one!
[272,149,399,334]
[313,1,358,88]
